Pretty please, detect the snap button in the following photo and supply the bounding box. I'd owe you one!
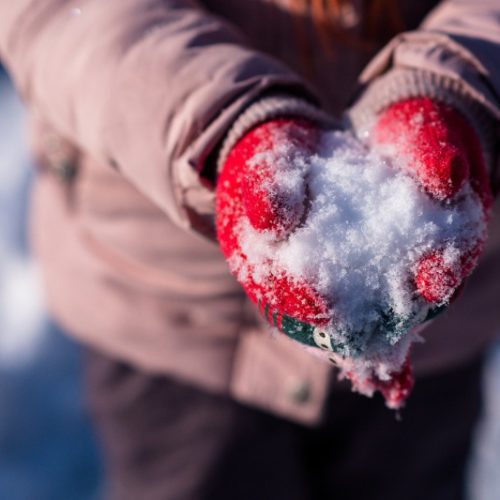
[53,160,78,182]
[44,131,79,183]
[288,380,311,405]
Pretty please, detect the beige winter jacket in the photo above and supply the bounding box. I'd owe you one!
[1,0,499,424]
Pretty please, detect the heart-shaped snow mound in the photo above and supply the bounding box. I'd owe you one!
[232,130,486,401]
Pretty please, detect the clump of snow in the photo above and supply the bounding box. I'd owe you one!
[231,130,486,388]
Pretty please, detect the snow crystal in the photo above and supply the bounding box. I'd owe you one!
[232,129,486,383]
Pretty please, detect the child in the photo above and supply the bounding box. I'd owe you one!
[1,1,499,498]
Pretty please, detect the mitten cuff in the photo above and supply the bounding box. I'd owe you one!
[347,69,497,173]
[217,95,335,172]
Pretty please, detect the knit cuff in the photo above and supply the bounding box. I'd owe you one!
[217,95,336,172]
[346,69,497,174]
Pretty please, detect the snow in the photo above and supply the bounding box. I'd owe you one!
[0,257,46,367]
[468,344,500,500]
[0,69,102,499]
[232,129,486,388]
[0,73,47,367]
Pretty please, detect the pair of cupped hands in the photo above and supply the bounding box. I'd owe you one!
[215,96,492,388]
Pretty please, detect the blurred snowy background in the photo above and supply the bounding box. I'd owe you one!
[0,67,102,499]
[0,65,499,500]
[469,344,500,500]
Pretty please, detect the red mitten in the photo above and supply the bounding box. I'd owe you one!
[349,96,493,408]
[216,100,492,410]
[373,97,493,305]
[216,118,330,336]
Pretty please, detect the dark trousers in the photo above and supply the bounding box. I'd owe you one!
[85,350,483,500]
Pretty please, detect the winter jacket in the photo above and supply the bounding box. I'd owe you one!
[0,0,499,424]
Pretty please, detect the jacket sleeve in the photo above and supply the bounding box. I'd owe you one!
[359,0,500,117]
[349,0,500,181]
[0,0,315,232]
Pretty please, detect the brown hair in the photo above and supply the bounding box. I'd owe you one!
[290,0,404,72]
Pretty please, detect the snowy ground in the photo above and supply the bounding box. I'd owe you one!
[468,344,500,500]
[0,68,499,500]
[0,69,102,500]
